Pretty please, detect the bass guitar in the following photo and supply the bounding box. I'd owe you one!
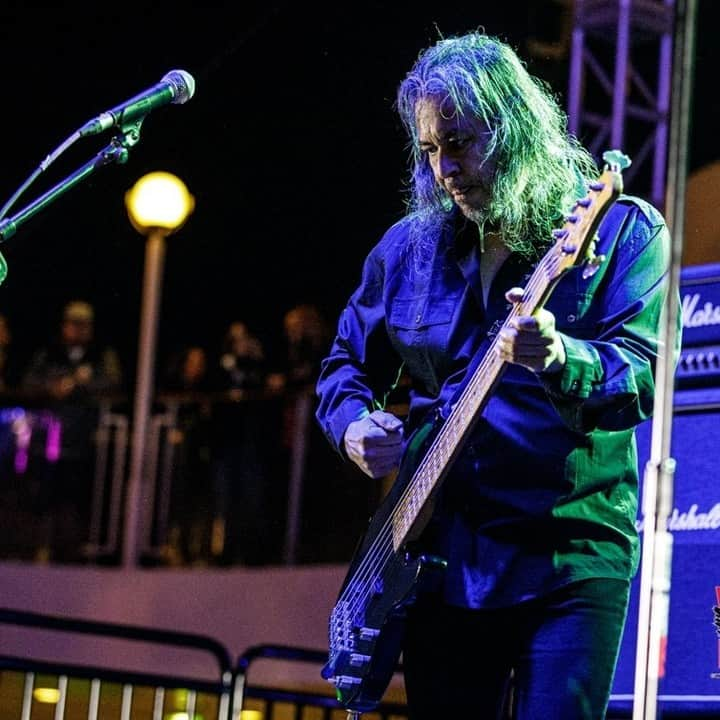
[321,150,631,715]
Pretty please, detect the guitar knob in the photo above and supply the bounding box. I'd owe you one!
[350,653,371,667]
[359,627,380,641]
[335,675,362,690]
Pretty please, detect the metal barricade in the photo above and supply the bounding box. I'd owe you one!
[1,384,378,568]
[0,607,236,720]
[85,400,129,561]
[142,400,180,562]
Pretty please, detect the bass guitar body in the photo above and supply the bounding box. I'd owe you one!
[321,416,447,712]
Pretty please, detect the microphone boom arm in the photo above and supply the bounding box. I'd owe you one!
[0,122,143,249]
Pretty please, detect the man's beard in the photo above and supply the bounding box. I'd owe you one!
[464,206,489,226]
[463,198,532,256]
[458,180,493,228]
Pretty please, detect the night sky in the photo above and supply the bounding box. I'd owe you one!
[0,3,716,386]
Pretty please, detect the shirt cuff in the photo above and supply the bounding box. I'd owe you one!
[323,400,371,455]
[541,333,602,399]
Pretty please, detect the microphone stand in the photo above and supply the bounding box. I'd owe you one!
[0,120,144,245]
[632,1,697,718]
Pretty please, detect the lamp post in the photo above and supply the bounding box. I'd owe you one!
[122,171,194,568]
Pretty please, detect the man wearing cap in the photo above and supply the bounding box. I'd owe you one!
[21,299,123,562]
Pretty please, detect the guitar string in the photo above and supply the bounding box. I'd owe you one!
[333,193,598,622]
[375,186,610,559]
[333,198,594,628]
[332,270,547,647]
[334,251,552,625]
[331,185,609,651]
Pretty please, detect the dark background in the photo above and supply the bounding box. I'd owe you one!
[0,3,716,386]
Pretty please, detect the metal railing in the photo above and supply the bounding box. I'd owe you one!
[0,385,374,567]
[0,607,235,720]
[0,609,410,720]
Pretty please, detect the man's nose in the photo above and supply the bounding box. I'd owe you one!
[437,151,460,178]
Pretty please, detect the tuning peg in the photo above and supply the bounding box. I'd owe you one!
[602,149,632,172]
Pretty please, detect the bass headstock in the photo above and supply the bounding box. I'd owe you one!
[547,149,631,283]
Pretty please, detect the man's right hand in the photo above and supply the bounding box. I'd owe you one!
[344,410,404,478]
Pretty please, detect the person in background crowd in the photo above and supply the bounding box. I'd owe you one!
[212,320,267,394]
[0,312,23,392]
[315,31,680,719]
[273,302,371,563]
[163,344,211,394]
[209,320,274,564]
[23,300,122,401]
[0,312,28,558]
[268,303,332,392]
[21,299,123,562]
[159,343,214,565]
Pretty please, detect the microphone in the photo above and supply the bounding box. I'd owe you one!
[79,69,195,137]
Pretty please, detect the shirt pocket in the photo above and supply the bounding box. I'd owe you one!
[546,287,594,337]
[388,295,457,389]
[389,296,456,341]
[569,429,634,499]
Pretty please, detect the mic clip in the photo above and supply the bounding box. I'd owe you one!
[80,112,146,139]
[95,120,144,167]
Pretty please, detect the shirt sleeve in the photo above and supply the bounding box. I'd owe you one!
[315,240,404,455]
[538,202,681,433]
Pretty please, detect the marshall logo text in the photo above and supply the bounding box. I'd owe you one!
[636,503,720,532]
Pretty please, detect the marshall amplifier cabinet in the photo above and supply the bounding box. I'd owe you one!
[677,262,720,388]
[609,385,720,717]
[607,264,720,716]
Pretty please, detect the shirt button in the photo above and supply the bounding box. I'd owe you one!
[571,380,580,391]
[567,314,576,323]
[415,313,422,323]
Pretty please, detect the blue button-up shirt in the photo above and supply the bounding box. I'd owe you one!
[316,196,678,608]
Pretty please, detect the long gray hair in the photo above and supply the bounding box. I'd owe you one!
[396,32,598,258]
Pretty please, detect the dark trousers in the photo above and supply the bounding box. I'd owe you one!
[402,578,630,720]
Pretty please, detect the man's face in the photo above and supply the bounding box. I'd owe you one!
[62,318,93,346]
[416,96,497,222]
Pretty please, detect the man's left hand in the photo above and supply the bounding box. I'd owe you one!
[496,287,566,374]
